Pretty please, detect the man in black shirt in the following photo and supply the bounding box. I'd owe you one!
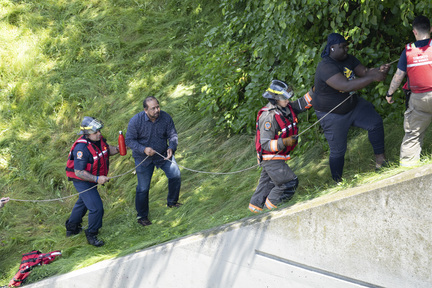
[313,33,390,182]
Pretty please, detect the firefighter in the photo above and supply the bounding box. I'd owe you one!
[65,116,120,247]
[249,80,313,213]
[386,15,432,167]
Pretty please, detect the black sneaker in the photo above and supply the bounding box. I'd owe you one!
[137,218,152,226]
[167,202,183,208]
[85,230,104,247]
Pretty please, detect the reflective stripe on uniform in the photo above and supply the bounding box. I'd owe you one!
[265,198,277,209]
[269,140,278,152]
[407,60,432,68]
[248,203,263,213]
[305,91,313,108]
[261,154,291,161]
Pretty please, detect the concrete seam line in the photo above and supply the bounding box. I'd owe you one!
[255,250,384,288]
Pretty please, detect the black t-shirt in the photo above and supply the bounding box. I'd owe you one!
[313,55,361,114]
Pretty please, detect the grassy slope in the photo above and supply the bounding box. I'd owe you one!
[1,0,432,285]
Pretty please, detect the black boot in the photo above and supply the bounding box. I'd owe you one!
[65,220,82,237]
[85,230,104,247]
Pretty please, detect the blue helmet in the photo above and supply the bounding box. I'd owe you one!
[262,80,294,100]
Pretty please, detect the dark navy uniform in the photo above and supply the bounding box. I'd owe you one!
[68,139,107,234]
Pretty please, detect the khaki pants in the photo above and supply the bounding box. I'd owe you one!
[400,91,432,166]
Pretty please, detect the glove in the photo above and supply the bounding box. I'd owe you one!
[302,87,313,109]
[282,136,298,147]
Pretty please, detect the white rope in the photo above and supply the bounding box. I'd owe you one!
[155,151,260,175]
[154,95,354,172]
[6,87,371,203]
[297,93,352,137]
[8,156,149,203]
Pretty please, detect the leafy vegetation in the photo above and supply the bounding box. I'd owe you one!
[188,0,431,136]
[1,0,432,286]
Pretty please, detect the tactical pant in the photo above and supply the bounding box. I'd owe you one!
[250,160,297,210]
[316,97,385,181]
[400,91,432,166]
[68,181,104,234]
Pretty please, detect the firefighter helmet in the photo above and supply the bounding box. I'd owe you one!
[79,116,104,135]
[262,80,294,100]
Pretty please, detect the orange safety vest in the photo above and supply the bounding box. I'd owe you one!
[406,39,432,93]
[65,136,109,181]
[255,105,298,162]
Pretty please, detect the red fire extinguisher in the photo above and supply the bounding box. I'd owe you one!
[118,131,127,156]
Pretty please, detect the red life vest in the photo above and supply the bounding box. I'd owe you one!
[255,105,298,162]
[65,136,110,181]
[406,39,432,93]
[9,250,61,287]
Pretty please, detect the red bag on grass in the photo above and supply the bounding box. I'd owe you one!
[8,250,61,287]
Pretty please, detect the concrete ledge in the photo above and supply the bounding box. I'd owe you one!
[27,165,432,288]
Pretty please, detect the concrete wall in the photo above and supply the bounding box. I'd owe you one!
[27,165,432,288]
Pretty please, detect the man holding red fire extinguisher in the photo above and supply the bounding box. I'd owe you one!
[126,96,182,227]
[65,116,120,247]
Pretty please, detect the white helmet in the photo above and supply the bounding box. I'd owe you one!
[262,80,294,100]
[79,116,104,135]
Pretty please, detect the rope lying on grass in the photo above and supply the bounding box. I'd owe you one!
[6,96,349,203]
[7,156,148,203]
[7,59,399,203]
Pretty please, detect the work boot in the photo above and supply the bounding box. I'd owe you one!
[65,220,82,237]
[85,230,104,247]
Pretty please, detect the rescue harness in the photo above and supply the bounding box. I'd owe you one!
[8,250,62,287]
[255,105,298,163]
[66,135,110,181]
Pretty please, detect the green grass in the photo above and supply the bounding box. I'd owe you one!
[1,0,432,286]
